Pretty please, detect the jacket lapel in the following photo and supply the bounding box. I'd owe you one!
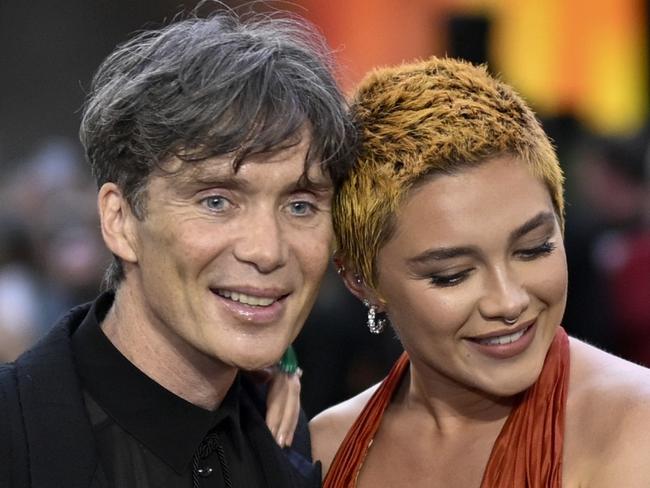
[16,304,99,488]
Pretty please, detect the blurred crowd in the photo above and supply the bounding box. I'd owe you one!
[0,138,108,362]
[562,121,650,365]
[0,117,648,417]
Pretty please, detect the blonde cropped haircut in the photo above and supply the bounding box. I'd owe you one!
[333,57,564,290]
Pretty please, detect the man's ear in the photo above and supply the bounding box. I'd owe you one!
[98,183,139,264]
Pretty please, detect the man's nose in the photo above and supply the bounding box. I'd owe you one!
[233,213,289,273]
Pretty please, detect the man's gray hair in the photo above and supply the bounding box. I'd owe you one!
[79,9,356,289]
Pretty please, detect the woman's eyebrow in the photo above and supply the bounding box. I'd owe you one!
[509,211,556,243]
[406,211,556,268]
[407,246,479,266]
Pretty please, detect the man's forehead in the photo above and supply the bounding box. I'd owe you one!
[159,151,332,188]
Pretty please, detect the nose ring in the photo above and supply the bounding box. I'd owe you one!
[504,317,518,325]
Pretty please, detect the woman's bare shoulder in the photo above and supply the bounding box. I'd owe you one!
[566,337,650,487]
[309,383,380,476]
[569,337,650,401]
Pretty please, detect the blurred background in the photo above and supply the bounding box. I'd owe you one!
[0,0,648,418]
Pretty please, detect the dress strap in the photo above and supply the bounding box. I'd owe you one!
[481,327,570,487]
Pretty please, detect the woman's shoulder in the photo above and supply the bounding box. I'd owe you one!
[565,337,650,487]
[309,383,380,475]
[568,336,650,403]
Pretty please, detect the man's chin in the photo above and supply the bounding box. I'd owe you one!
[231,352,285,373]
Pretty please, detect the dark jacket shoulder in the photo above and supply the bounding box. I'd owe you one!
[2,302,99,488]
[0,362,29,487]
[1,301,320,487]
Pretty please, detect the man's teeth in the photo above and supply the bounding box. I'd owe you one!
[217,290,275,307]
[478,328,526,346]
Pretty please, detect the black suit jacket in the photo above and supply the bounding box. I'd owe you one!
[0,303,320,488]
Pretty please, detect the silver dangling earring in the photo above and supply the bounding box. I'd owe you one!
[363,299,386,334]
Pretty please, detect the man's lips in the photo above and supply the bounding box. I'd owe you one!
[210,287,290,307]
[209,286,291,324]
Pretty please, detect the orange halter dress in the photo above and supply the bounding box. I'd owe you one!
[324,327,570,488]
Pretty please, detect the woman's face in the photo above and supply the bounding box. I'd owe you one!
[374,156,567,397]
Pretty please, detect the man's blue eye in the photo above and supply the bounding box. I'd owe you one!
[203,196,228,211]
[289,201,314,216]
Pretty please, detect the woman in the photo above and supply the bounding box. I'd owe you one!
[310,57,650,487]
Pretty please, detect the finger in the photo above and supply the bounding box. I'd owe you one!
[275,373,301,448]
[265,373,288,439]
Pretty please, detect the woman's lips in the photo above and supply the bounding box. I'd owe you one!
[465,321,537,359]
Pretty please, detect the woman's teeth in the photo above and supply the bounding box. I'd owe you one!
[478,328,527,346]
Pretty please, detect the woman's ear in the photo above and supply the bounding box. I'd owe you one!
[333,254,384,311]
[97,183,139,264]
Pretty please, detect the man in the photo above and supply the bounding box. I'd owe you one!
[0,9,354,488]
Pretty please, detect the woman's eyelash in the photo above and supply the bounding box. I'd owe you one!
[427,242,556,287]
[429,270,471,287]
[517,241,556,259]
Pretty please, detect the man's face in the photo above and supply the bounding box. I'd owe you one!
[123,136,334,371]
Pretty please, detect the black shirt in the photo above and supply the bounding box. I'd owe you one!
[71,292,290,487]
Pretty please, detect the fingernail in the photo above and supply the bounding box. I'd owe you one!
[277,433,285,447]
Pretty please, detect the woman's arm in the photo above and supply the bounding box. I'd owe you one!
[310,384,379,476]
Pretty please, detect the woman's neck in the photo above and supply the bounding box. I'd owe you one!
[400,360,517,435]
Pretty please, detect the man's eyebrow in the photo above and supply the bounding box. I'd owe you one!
[406,211,557,267]
[197,176,243,188]
[182,171,249,191]
[287,172,334,193]
[509,211,556,243]
[290,180,333,193]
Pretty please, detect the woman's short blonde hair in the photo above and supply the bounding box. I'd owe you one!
[333,57,564,290]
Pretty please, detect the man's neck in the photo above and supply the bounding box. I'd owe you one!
[100,286,238,411]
